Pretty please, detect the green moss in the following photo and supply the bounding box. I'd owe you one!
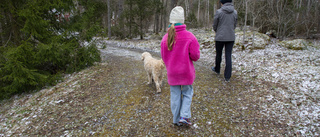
[279,39,309,50]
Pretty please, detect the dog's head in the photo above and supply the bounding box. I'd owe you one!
[141,52,151,61]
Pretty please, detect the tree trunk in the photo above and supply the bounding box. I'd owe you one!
[154,13,157,33]
[163,0,168,33]
[156,11,160,33]
[243,0,247,44]
[102,13,107,29]
[252,18,255,48]
[107,0,111,38]
[207,0,209,29]
[185,0,189,18]
[0,21,3,46]
[129,1,133,38]
[102,0,107,30]
[198,0,200,21]
[118,0,124,18]
[318,1,320,33]
[294,0,301,37]
[140,16,143,39]
[154,0,160,34]
[154,0,156,33]
[160,0,163,32]
[212,0,215,30]
[0,9,4,46]
[171,0,178,10]
[276,0,283,39]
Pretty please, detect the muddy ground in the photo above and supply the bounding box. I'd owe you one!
[0,45,297,136]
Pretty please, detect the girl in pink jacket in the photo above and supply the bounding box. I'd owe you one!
[160,6,200,126]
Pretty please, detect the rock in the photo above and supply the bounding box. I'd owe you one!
[266,30,277,38]
[278,39,309,50]
[235,31,270,50]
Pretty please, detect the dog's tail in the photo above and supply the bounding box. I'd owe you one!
[160,59,165,69]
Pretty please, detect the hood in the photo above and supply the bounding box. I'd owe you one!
[221,3,235,14]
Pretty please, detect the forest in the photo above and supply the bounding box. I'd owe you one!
[0,0,320,99]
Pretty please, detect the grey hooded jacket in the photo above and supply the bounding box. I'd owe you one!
[213,3,237,41]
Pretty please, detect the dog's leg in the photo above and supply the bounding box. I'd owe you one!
[156,82,161,93]
[159,71,163,87]
[147,72,152,85]
[153,73,161,93]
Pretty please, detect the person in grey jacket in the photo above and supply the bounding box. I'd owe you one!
[212,0,237,82]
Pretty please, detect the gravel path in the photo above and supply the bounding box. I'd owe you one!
[98,31,320,136]
[1,44,297,136]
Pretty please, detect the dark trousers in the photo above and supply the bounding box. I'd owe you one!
[214,41,234,80]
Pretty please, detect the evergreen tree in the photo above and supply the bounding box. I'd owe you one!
[0,0,102,99]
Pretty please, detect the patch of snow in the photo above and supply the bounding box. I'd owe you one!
[193,124,199,129]
[55,100,64,104]
[94,29,320,136]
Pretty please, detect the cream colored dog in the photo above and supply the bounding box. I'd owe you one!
[141,52,165,93]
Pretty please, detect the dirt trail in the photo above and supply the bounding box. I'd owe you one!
[0,45,292,136]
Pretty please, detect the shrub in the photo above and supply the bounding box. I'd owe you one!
[0,38,101,99]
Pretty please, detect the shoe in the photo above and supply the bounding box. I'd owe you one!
[173,123,182,126]
[179,117,192,126]
[211,67,220,74]
[225,78,230,83]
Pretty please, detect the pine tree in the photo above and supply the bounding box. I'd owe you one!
[0,0,101,99]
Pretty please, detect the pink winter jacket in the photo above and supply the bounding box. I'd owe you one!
[160,24,200,85]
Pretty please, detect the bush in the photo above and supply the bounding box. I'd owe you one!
[0,42,47,99]
[0,0,103,100]
[67,42,101,72]
[111,26,126,39]
[0,37,101,99]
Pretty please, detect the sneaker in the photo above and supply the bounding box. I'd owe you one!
[179,117,192,126]
[173,123,182,126]
[225,78,230,83]
[211,67,220,74]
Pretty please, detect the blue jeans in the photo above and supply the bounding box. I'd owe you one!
[170,85,193,123]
